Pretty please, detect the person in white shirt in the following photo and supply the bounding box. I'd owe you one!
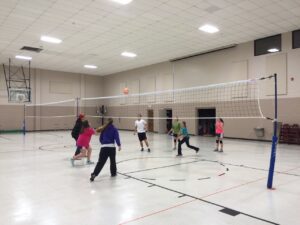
[134,114,150,152]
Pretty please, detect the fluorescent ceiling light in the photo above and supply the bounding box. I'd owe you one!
[199,24,219,33]
[84,65,97,69]
[268,48,279,53]
[121,51,137,58]
[15,55,32,60]
[111,0,133,5]
[41,35,62,44]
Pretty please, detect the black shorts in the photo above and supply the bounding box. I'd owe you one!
[216,133,224,138]
[138,132,147,141]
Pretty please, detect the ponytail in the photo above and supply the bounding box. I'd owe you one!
[80,120,90,133]
[96,118,113,133]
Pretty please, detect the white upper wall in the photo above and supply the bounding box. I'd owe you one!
[103,31,300,99]
[0,68,103,105]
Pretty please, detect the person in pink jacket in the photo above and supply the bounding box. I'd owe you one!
[71,120,95,166]
[214,118,224,152]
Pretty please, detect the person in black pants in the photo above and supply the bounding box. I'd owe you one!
[71,113,85,156]
[90,118,121,182]
[177,121,199,156]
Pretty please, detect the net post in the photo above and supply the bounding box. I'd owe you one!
[23,104,26,135]
[267,73,278,189]
[76,97,80,117]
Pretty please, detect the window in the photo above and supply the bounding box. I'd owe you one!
[254,34,281,56]
[292,29,300,49]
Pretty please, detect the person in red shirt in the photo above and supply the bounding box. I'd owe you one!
[214,118,224,152]
[71,120,95,166]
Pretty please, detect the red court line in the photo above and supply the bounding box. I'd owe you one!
[119,165,300,225]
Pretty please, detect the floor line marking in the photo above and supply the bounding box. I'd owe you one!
[117,172,279,225]
[119,166,300,225]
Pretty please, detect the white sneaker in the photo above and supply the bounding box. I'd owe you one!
[87,160,94,165]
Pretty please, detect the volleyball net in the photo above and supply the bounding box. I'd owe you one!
[24,75,280,189]
[24,77,267,132]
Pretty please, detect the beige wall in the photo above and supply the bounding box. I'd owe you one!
[1,30,300,139]
[102,31,300,140]
[0,68,103,131]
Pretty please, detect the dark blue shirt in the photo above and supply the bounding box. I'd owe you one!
[100,124,121,146]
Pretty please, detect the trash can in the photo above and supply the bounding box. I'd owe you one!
[254,127,265,137]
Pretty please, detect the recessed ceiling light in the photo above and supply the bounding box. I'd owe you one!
[84,65,98,69]
[121,51,137,58]
[15,55,32,60]
[199,24,219,33]
[41,35,62,44]
[111,0,133,5]
[268,48,279,53]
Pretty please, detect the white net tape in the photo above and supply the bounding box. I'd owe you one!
[24,78,265,131]
[81,78,264,119]
[25,99,77,131]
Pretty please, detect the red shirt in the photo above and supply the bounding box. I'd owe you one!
[215,121,224,134]
[77,128,95,148]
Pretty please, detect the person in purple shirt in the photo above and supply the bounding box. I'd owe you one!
[90,118,121,182]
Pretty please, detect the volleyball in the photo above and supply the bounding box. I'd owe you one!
[123,87,129,95]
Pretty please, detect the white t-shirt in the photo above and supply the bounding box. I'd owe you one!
[135,119,147,133]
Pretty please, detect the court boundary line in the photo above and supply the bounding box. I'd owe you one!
[118,157,300,178]
[118,165,300,225]
[117,172,279,225]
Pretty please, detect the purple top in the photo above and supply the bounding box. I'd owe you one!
[100,124,121,146]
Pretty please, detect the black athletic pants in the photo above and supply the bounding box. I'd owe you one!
[92,147,117,176]
[178,137,198,155]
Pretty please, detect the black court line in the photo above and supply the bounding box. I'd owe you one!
[216,159,300,177]
[35,132,64,138]
[198,177,211,180]
[0,149,37,153]
[118,172,280,225]
[220,208,240,216]
[118,156,299,179]
[141,178,156,181]
[38,143,75,151]
[122,159,202,175]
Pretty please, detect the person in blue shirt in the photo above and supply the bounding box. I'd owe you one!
[90,118,121,182]
[177,121,199,156]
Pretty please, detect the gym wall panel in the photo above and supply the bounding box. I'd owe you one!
[265,53,287,95]
[287,48,300,97]
[128,80,140,104]
[141,76,155,103]
[49,81,73,94]
[156,73,173,102]
[128,80,139,94]
[119,82,127,105]
[0,71,6,97]
[231,60,248,80]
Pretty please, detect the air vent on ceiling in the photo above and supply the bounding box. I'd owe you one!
[20,46,43,53]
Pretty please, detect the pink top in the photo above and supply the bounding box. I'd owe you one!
[215,121,224,134]
[77,127,95,148]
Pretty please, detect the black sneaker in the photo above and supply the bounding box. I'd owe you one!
[214,149,218,152]
[111,174,117,177]
[148,148,151,152]
[90,174,96,182]
[141,148,144,152]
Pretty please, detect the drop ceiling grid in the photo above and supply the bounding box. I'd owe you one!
[0,0,300,75]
